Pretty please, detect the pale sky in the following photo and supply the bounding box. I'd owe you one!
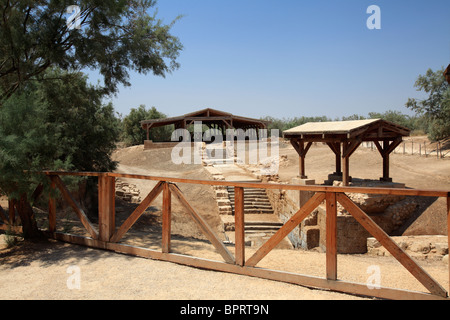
[90,0,450,120]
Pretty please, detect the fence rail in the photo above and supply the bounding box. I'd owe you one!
[6,171,448,300]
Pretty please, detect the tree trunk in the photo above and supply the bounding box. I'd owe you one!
[16,193,43,239]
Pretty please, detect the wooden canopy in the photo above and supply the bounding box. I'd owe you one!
[140,108,269,141]
[283,119,411,186]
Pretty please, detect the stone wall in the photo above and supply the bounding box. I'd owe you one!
[115,179,141,204]
[367,235,448,263]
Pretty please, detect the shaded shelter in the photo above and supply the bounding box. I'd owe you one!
[140,108,269,142]
[283,119,410,186]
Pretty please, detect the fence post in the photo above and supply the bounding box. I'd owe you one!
[234,187,245,266]
[48,178,56,233]
[162,182,172,253]
[98,174,115,242]
[326,192,337,281]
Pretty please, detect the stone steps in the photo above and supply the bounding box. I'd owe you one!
[223,219,292,249]
[226,186,274,215]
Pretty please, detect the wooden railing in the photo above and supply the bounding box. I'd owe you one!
[39,171,450,300]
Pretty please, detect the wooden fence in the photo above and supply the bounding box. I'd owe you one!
[362,140,448,158]
[12,171,450,300]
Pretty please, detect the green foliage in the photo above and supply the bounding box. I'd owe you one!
[406,67,450,141]
[261,110,430,137]
[0,0,183,101]
[0,69,119,200]
[261,116,331,136]
[121,105,172,146]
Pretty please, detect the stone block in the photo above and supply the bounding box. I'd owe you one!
[300,226,320,250]
[435,242,449,255]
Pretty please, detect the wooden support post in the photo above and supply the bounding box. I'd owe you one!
[234,187,245,266]
[98,174,116,242]
[382,153,390,181]
[162,182,172,253]
[342,155,349,186]
[290,139,312,179]
[326,192,337,281]
[48,179,56,233]
[326,142,342,175]
[341,139,361,186]
[335,143,342,175]
[381,140,390,181]
[299,141,306,179]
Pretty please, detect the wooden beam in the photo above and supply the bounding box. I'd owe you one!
[337,193,448,298]
[47,231,447,300]
[98,175,116,242]
[46,231,447,300]
[342,154,350,186]
[342,139,361,159]
[290,140,312,179]
[51,175,99,240]
[234,187,245,266]
[246,192,326,267]
[327,142,342,174]
[162,182,172,253]
[373,140,384,155]
[169,184,235,264]
[385,137,403,155]
[326,192,337,281]
[110,181,164,243]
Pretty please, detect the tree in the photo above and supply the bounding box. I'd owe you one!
[368,110,416,130]
[0,69,120,238]
[121,105,171,146]
[0,0,182,101]
[406,67,450,141]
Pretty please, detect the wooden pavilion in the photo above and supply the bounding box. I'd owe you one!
[283,119,411,186]
[140,108,269,142]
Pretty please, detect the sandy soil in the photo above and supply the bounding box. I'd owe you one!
[0,139,449,300]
